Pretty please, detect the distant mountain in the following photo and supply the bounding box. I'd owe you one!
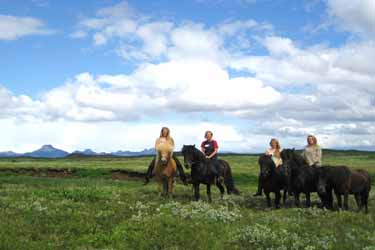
[112,148,155,156]
[23,145,69,158]
[0,145,374,158]
[72,149,101,156]
[68,148,156,157]
[0,151,22,157]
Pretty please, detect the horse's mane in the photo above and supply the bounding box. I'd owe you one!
[192,145,206,161]
[259,154,276,169]
[283,148,309,168]
[156,142,174,153]
[182,145,206,162]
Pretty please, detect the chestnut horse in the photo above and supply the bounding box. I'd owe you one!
[153,143,177,197]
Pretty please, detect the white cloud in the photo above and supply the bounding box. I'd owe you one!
[0,86,42,120]
[0,15,53,40]
[2,1,375,152]
[72,1,271,63]
[0,60,281,122]
[327,0,375,36]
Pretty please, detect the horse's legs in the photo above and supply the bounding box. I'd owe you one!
[144,158,155,184]
[168,177,175,197]
[335,192,342,209]
[282,189,287,206]
[354,193,362,212]
[157,181,162,195]
[254,173,263,196]
[343,192,349,210]
[363,191,369,213]
[275,191,281,209]
[216,182,225,200]
[305,192,311,207]
[294,192,300,207]
[162,176,169,197]
[324,188,334,209]
[265,192,271,207]
[194,184,200,201]
[206,184,212,203]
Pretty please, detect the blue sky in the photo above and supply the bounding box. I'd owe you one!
[1,0,341,96]
[0,0,374,153]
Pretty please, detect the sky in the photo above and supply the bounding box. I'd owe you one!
[0,0,375,153]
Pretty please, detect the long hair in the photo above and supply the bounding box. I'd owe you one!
[270,138,281,158]
[159,127,174,145]
[307,135,318,147]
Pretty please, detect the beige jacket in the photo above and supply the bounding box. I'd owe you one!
[302,145,322,166]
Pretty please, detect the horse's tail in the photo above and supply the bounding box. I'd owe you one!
[221,160,240,195]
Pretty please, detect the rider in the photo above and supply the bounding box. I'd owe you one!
[200,130,221,179]
[144,127,187,184]
[266,138,283,168]
[302,134,322,167]
[254,138,283,196]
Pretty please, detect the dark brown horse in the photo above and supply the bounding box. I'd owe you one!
[258,154,288,208]
[181,145,240,202]
[348,169,371,213]
[281,149,332,208]
[317,166,352,210]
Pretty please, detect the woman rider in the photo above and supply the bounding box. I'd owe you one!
[201,130,221,178]
[302,135,322,167]
[254,138,283,196]
[144,127,187,184]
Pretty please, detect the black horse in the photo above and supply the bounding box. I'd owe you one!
[281,149,332,208]
[316,166,352,210]
[258,154,288,208]
[181,145,240,202]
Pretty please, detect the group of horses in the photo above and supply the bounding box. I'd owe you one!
[153,144,239,202]
[257,149,371,212]
[152,144,371,213]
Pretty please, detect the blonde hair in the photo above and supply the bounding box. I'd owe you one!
[307,135,318,146]
[270,138,281,157]
[159,127,175,146]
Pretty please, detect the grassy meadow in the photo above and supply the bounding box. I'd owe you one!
[0,150,374,250]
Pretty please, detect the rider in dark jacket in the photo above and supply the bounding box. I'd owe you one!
[201,130,221,177]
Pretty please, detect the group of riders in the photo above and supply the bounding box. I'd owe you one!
[144,127,221,185]
[144,127,323,195]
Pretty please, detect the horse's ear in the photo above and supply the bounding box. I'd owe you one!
[193,144,195,147]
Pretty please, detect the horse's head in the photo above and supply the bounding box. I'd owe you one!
[156,143,173,166]
[316,167,329,195]
[280,148,295,162]
[281,148,305,172]
[181,145,196,169]
[258,154,275,178]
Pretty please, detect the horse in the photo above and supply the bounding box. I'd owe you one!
[153,142,177,197]
[349,169,371,213]
[316,166,351,210]
[317,167,371,212]
[181,145,240,202]
[281,149,332,208]
[258,154,288,208]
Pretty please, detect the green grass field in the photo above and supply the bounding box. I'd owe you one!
[0,151,374,250]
